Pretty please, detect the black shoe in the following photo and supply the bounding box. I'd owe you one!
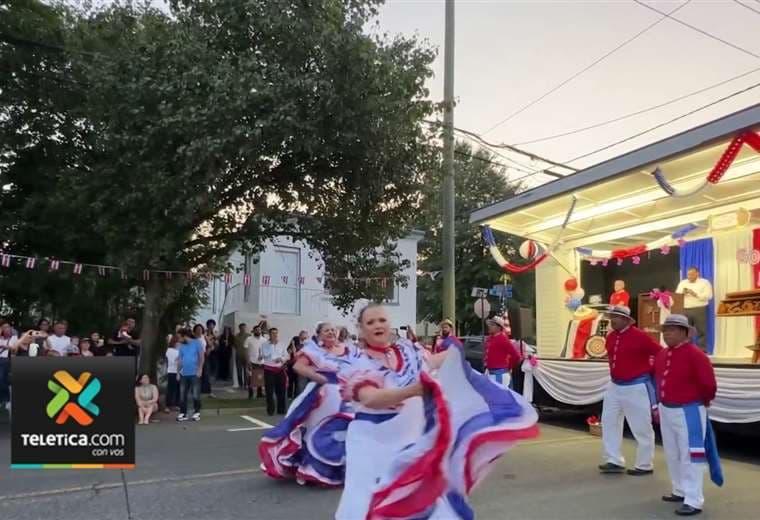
[662,494,685,503]
[675,505,702,516]
[627,468,653,476]
[598,463,625,474]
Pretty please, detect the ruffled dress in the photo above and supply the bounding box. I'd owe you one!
[258,340,359,486]
[336,339,540,519]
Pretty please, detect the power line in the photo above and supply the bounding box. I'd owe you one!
[633,0,760,60]
[562,83,760,165]
[481,0,692,136]
[424,119,574,173]
[733,0,760,15]
[513,66,760,146]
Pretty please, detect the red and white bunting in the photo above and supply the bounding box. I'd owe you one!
[1,254,11,268]
[262,275,271,286]
[224,273,232,284]
[205,272,214,281]
[281,276,288,285]
[186,271,195,280]
[381,278,388,288]
[73,263,83,275]
[98,266,107,277]
[25,257,36,269]
[298,276,305,285]
[142,270,150,281]
[49,259,60,271]
[243,274,252,287]
[121,270,128,280]
[164,271,173,280]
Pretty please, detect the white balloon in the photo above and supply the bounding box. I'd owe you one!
[571,288,585,300]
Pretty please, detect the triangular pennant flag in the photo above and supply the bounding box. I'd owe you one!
[73,263,83,275]
[205,272,214,281]
[224,273,232,284]
[25,257,36,269]
[186,271,195,280]
[1,254,11,268]
[143,270,150,281]
[243,274,251,287]
[49,259,60,271]
[281,276,288,285]
[298,276,305,285]
[165,271,173,280]
[98,266,107,277]
[262,275,271,286]
[381,278,388,289]
[121,270,128,280]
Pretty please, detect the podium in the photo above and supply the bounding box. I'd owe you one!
[638,293,684,344]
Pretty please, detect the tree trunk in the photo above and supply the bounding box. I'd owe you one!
[140,277,163,381]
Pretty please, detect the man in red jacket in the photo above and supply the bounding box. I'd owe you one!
[599,306,662,475]
[483,317,521,388]
[655,314,718,516]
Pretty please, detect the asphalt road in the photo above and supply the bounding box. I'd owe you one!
[0,405,758,520]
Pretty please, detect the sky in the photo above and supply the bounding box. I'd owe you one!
[374,0,760,187]
[91,0,760,187]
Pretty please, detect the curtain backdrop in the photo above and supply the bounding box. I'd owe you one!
[680,238,716,354]
[753,228,760,332]
[713,230,755,358]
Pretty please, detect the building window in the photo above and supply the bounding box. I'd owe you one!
[269,246,301,315]
[384,282,399,305]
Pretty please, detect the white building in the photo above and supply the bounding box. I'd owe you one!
[193,232,423,341]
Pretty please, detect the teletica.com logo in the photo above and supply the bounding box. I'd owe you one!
[46,370,101,426]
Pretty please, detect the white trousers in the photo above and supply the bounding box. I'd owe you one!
[659,404,707,509]
[486,369,511,388]
[601,382,655,470]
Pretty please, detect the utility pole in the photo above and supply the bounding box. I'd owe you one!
[441,0,456,323]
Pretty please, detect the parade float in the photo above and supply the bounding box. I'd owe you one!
[470,105,760,425]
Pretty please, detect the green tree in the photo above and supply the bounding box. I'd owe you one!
[0,0,437,373]
[416,142,534,337]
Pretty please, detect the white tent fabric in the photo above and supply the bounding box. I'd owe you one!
[528,359,760,423]
[713,230,756,358]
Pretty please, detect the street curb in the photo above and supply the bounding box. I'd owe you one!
[206,406,266,416]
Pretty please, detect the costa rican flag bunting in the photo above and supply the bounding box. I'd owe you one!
[224,272,232,284]
[298,276,305,285]
[381,278,388,288]
[73,263,83,275]
[186,271,194,280]
[49,259,60,271]
[98,266,107,277]
[243,274,252,287]
[121,270,128,280]
[1,254,11,268]
[164,271,173,280]
[25,257,36,269]
[281,276,288,285]
[262,275,271,286]
[143,270,150,281]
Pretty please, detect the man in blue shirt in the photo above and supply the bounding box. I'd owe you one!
[177,328,204,422]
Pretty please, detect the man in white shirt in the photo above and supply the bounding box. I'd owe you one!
[245,325,266,399]
[676,267,713,352]
[46,321,72,357]
[259,328,288,416]
[0,322,18,406]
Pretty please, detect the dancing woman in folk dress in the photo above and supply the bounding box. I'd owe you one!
[336,304,540,520]
[258,321,358,486]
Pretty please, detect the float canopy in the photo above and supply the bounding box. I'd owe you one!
[470,105,760,251]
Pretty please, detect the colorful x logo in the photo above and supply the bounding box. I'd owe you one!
[46,370,101,426]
